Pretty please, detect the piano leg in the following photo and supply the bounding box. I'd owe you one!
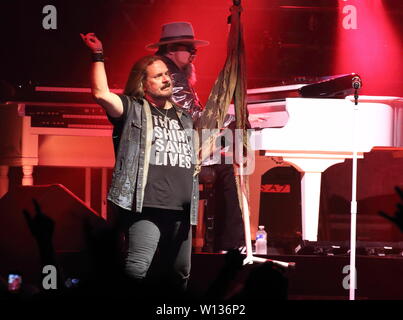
[279,156,348,242]
[85,168,91,208]
[22,165,34,186]
[0,165,9,198]
[301,171,322,241]
[83,168,108,219]
[101,168,107,220]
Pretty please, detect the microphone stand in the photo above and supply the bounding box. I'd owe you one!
[349,77,361,300]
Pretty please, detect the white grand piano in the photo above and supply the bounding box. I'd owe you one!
[236,81,403,241]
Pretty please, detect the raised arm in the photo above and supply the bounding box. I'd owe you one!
[80,33,123,118]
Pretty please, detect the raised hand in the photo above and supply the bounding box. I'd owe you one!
[80,32,103,53]
[22,199,54,244]
[379,186,403,233]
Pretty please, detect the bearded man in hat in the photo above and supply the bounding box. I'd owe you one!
[147,22,245,253]
[146,22,207,121]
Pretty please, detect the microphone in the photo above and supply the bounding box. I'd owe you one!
[352,75,362,89]
[352,75,361,106]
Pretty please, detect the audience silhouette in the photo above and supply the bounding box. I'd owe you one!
[203,248,245,300]
[231,261,288,300]
[3,182,403,307]
[379,186,403,232]
[1,197,293,304]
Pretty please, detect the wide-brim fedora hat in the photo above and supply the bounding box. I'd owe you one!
[146,21,209,50]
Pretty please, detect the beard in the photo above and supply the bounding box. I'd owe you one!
[147,83,173,100]
[184,63,197,86]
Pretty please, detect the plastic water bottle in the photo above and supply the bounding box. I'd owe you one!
[255,225,267,255]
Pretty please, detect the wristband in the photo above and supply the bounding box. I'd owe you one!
[92,51,104,62]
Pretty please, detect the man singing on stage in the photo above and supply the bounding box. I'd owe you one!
[81,33,199,297]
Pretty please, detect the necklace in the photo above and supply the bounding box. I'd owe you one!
[151,104,171,123]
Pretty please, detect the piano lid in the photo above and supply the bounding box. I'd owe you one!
[246,73,358,104]
[299,73,358,98]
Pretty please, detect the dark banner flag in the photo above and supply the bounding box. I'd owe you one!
[197,1,248,132]
[197,0,251,240]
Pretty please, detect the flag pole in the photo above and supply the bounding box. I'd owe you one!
[230,0,294,269]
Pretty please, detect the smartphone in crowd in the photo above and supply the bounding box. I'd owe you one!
[8,273,22,292]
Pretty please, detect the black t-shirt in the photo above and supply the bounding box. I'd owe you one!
[143,105,194,211]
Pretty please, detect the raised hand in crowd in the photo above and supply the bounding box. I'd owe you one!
[22,199,54,246]
[379,186,403,233]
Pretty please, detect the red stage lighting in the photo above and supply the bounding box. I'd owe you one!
[335,0,402,96]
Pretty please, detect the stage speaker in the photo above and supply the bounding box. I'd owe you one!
[258,167,302,251]
[295,240,403,257]
[0,184,107,284]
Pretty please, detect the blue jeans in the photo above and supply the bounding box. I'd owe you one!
[118,207,192,293]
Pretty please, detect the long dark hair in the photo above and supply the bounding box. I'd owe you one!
[123,55,164,98]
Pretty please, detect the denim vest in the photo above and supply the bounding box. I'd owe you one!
[107,96,199,225]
